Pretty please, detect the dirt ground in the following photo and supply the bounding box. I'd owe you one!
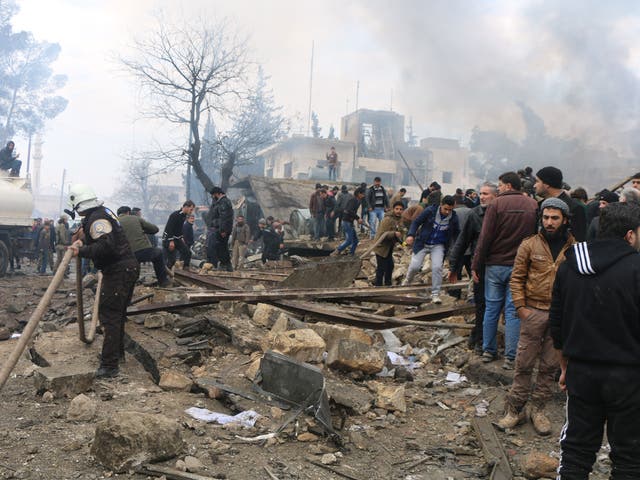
[0,264,614,480]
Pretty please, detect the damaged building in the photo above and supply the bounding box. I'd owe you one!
[258,108,479,198]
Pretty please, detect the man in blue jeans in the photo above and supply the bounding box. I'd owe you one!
[333,188,365,255]
[403,195,459,304]
[366,177,389,238]
[471,171,538,369]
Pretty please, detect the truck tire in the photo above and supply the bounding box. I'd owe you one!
[0,240,8,277]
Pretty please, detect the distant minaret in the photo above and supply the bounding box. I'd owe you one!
[32,135,43,194]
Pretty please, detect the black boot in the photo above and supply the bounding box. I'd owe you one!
[95,366,119,378]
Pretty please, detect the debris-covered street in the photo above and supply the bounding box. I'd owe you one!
[0,258,615,480]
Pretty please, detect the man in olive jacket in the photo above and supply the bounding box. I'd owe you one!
[117,206,170,287]
[372,201,405,286]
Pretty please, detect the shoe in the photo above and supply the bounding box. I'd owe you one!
[502,358,515,370]
[481,351,496,363]
[496,404,526,431]
[529,404,552,436]
[431,294,442,304]
[474,344,483,355]
[95,366,119,378]
[159,279,174,288]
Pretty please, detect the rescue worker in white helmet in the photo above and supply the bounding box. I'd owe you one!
[67,184,139,378]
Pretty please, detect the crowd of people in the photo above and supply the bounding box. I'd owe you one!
[320,168,640,478]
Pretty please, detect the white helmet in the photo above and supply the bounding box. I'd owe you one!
[69,184,103,213]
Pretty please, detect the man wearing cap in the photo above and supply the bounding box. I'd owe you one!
[498,198,575,435]
[535,166,587,242]
[206,187,234,271]
[587,190,619,240]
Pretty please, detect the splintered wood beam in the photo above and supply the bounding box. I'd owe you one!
[472,417,513,480]
[127,299,214,316]
[186,285,430,302]
[398,303,475,320]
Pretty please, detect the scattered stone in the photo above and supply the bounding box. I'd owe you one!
[326,339,385,374]
[34,365,95,398]
[67,393,97,422]
[521,451,559,479]
[374,384,407,413]
[41,391,55,403]
[326,379,374,415]
[0,327,10,340]
[159,370,193,392]
[26,445,39,454]
[184,455,204,473]
[144,312,174,329]
[373,305,395,317]
[270,313,305,334]
[245,357,262,381]
[175,459,187,471]
[261,329,326,363]
[321,453,338,465]
[91,411,185,473]
[308,323,373,352]
[6,302,26,314]
[297,432,319,442]
[252,303,285,327]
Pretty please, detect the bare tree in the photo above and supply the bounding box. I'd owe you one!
[218,69,287,190]
[112,157,164,214]
[121,16,248,194]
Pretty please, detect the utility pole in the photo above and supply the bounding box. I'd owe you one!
[58,169,66,214]
[26,133,32,174]
[307,40,314,137]
[355,80,360,112]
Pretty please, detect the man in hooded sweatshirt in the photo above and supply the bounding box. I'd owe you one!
[550,202,640,479]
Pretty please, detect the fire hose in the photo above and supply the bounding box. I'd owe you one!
[0,249,74,391]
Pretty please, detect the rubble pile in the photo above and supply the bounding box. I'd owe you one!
[0,262,614,479]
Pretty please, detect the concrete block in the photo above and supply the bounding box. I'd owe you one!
[33,364,95,397]
[326,339,385,374]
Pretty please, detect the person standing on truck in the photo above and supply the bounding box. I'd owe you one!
[0,141,21,177]
[68,184,139,378]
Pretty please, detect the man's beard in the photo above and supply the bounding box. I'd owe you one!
[542,224,566,241]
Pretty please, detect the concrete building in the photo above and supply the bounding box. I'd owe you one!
[421,137,473,190]
[258,109,478,199]
[259,136,356,182]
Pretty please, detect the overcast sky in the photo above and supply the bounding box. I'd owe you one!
[12,0,640,200]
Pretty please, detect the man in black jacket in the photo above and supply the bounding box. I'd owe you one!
[333,187,365,255]
[550,202,640,479]
[206,186,234,271]
[535,166,587,241]
[163,200,195,270]
[68,184,139,378]
[448,182,497,352]
[366,177,388,239]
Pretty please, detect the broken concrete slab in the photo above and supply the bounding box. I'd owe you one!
[373,384,407,413]
[279,257,361,289]
[33,364,95,397]
[261,329,326,363]
[91,411,185,473]
[0,327,10,340]
[326,379,374,415]
[270,313,306,334]
[326,339,385,374]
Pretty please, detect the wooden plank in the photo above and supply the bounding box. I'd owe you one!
[136,464,219,480]
[472,416,513,480]
[127,299,213,316]
[398,303,475,321]
[186,285,430,302]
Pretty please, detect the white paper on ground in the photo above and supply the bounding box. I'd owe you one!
[185,407,260,427]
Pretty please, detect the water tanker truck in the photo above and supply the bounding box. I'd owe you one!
[0,175,34,276]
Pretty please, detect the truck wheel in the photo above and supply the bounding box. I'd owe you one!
[0,240,8,277]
